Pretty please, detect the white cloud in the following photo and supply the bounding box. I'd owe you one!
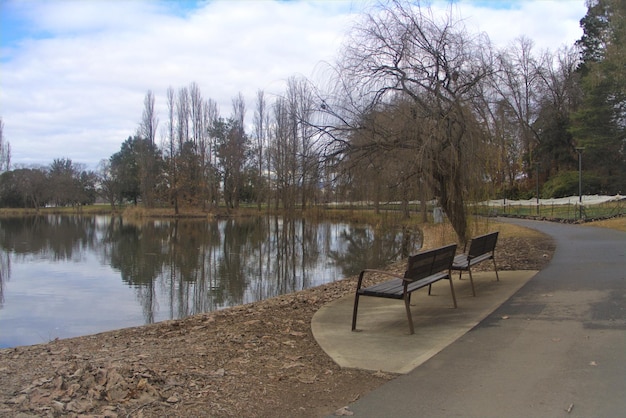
[0,0,587,168]
[454,0,587,51]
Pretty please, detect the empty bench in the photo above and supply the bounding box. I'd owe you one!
[452,231,500,296]
[352,244,458,335]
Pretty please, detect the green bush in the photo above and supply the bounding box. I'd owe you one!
[495,184,534,200]
[541,171,603,198]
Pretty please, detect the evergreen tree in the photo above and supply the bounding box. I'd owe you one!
[572,0,626,193]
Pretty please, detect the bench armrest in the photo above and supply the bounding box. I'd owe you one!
[356,269,404,290]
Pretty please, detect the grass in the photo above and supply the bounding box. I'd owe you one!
[0,204,121,216]
[474,200,626,221]
[2,203,624,234]
[583,216,626,232]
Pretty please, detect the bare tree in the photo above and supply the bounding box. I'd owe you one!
[176,87,190,149]
[493,37,542,175]
[201,98,220,209]
[347,100,421,217]
[323,0,493,242]
[137,90,160,207]
[533,46,581,173]
[189,82,204,146]
[270,96,296,210]
[162,84,220,212]
[175,86,201,206]
[286,76,320,210]
[232,92,246,129]
[189,82,218,209]
[229,93,247,209]
[165,86,180,214]
[138,90,159,145]
[213,93,248,210]
[253,90,270,211]
[0,117,11,172]
[10,167,49,209]
[96,159,120,208]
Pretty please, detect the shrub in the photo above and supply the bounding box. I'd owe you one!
[541,171,603,198]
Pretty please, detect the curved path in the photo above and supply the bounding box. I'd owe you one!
[338,219,626,417]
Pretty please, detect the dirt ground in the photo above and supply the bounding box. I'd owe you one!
[0,232,555,418]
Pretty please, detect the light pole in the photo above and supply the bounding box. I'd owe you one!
[535,162,541,215]
[576,147,585,218]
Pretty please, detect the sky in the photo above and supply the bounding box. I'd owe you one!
[0,0,588,169]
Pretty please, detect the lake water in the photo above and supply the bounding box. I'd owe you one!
[0,215,421,348]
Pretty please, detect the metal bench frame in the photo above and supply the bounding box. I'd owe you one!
[352,244,458,335]
[452,232,500,296]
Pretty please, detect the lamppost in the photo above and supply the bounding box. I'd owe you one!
[535,162,541,215]
[576,147,585,218]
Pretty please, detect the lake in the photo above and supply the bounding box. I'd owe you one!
[0,214,422,348]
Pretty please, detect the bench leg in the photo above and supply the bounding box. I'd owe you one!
[351,293,361,331]
[493,258,500,281]
[404,295,415,335]
[468,269,476,297]
[448,277,458,308]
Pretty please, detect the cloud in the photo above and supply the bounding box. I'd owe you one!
[0,0,586,168]
[455,0,586,51]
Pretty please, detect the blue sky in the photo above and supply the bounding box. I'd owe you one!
[0,0,587,168]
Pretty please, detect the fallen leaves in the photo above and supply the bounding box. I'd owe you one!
[296,373,318,384]
[0,278,390,417]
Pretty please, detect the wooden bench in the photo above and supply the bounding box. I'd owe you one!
[451,232,500,297]
[351,244,458,335]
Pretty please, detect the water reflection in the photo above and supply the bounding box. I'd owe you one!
[0,215,421,347]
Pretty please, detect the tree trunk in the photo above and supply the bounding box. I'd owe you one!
[435,172,468,245]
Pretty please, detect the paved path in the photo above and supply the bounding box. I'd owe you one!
[313,271,536,374]
[339,219,626,418]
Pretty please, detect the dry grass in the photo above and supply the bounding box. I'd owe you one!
[420,217,544,250]
[584,216,626,232]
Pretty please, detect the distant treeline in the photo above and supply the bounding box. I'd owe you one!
[1,1,624,242]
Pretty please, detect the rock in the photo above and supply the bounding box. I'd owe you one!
[52,400,65,412]
[212,368,226,377]
[66,399,91,413]
[105,370,128,402]
[334,406,354,416]
[66,382,82,397]
[7,394,27,405]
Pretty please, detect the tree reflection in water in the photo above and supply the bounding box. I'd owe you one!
[0,215,422,343]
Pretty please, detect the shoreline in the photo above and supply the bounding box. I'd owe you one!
[1,230,557,417]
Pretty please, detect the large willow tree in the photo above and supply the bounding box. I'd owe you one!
[321,0,493,243]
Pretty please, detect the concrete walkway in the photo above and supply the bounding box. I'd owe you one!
[312,271,537,374]
[321,219,626,417]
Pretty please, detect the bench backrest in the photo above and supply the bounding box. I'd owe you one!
[467,232,499,259]
[404,244,457,281]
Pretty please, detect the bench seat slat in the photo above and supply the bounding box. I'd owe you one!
[359,279,405,298]
[452,252,493,269]
[358,272,449,299]
[451,232,499,296]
